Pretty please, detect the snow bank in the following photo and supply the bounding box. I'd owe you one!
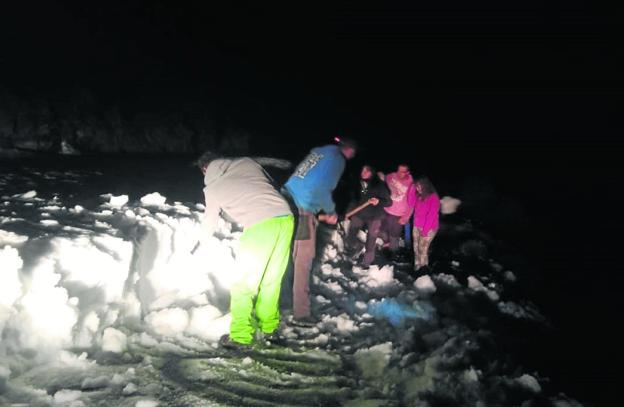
[0,190,238,370]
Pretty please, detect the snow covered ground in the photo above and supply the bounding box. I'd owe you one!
[0,156,585,406]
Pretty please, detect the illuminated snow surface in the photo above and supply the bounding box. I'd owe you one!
[0,158,584,406]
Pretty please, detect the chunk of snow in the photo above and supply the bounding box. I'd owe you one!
[355,301,368,313]
[19,190,37,199]
[515,373,541,393]
[462,367,481,384]
[140,192,167,206]
[81,375,111,390]
[467,276,499,301]
[354,342,393,379]
[498,301,545,322]
[433,273,461,288]
[186,305,228,341]
[440,196,461,214]
[54,389,82,403]
[102,328,127,353]
[359,265,396,288]
[40,205,62,211]
[109,194,129,207]
[414,275,437,294]
[321,263,343,278]
[123,383,138,396]
[0,229,28,247]
[57,351,93,368]
[322,244,338,261]
[145,308,189,337]
[138,332,159,347]
[111,373,126,385]
[467,275,486,289]
[490,261,504,272]
[322,313,358,334]
[315,295,331,305]
[322,280,344,295]
[504,271,517,282]
[61,140,80,155]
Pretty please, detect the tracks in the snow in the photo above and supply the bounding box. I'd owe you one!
[160,346,355,406]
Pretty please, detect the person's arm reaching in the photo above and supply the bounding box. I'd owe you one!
[202,189,221,237]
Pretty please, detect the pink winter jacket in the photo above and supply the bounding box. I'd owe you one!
[411,193,440,236]
[383,172,416,218]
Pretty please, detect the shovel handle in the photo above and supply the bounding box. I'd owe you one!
[345,201,372,219]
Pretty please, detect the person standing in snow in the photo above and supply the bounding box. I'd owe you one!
[411,176,440,271]
[282,137,357,326]
[344,165,391,268]
[197,151,294,350]
[381,164,416,257]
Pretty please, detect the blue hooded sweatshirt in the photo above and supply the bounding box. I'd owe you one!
[284,145,346,214]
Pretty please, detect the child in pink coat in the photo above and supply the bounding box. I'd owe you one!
[410,176,440,270]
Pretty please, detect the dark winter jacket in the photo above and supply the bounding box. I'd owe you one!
[348,177,391,220]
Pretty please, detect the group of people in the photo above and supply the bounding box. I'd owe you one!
[196,137,440,350]
[344,162,441,272]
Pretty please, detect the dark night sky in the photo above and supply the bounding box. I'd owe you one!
[1,1,621,164]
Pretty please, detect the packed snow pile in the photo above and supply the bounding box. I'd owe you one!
[0,187,237,363]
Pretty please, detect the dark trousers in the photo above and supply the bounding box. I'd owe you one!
[345,215,382,266]
[382,212,404,252]
[292,208,316,319]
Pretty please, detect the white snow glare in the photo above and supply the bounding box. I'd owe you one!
[0,161,585,406]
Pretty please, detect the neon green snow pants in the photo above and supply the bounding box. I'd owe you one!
[229,214,294,344]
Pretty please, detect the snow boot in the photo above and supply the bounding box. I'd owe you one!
[291,315,317,328]
[219,334,252,352]
[262,331,287,346]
